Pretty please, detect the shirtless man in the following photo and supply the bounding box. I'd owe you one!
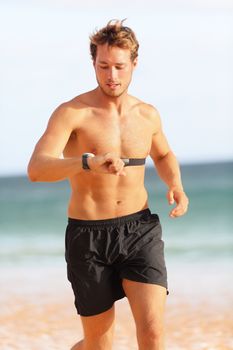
[27,19,189,350]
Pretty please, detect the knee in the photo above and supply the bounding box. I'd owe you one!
[137,321,164,346]
[70,339,84,350]
[84,331,114,350]
[71,335,113,350]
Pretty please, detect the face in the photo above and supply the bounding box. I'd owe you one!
[93,44,137,98]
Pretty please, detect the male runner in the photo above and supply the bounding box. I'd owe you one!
[28,19,189,350]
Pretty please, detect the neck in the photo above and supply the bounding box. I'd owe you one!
[95,87,128,114]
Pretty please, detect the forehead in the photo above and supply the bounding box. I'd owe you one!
[95,44,131,63]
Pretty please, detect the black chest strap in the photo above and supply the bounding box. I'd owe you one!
[121,158,146,167]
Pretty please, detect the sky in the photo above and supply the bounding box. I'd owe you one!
[1,0,232,176]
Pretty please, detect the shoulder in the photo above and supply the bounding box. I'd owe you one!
[139,102,160,120]
[129,95,160,118]
[57,92,92,114]
[49,93,91,125]
[130,97,162,133]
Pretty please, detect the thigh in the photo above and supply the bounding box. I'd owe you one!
[80,304,116,338]
[71,306,116,350]
[118,213,169,295]
[65,222,125,316]
[122,278,167,329]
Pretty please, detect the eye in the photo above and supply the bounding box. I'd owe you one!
[116,66,124,70]
[99,66,108,69]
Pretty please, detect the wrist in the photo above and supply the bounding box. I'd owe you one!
[169,185,184,192]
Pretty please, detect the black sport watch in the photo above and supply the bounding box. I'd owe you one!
[82,153,95,171]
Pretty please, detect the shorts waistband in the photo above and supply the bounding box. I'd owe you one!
[68,208,152,227]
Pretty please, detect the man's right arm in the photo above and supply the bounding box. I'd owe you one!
[27,104,126,182]
[27,104,84,182]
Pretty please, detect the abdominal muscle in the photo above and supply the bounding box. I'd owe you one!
[67,166,149,220]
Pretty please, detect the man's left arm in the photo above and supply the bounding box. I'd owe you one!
[149,107,189,218]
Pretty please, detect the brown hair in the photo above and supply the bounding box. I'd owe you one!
[89,19,139,62]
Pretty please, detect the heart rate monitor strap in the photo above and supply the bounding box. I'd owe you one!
[121,158,146,167]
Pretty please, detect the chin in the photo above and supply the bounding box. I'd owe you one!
[107,91,123,97]
[101,86,127,98]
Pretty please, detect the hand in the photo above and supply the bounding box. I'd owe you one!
[88,153,126,176]
[167,187,189,218]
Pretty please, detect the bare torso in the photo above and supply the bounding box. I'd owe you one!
[63,90,156,220]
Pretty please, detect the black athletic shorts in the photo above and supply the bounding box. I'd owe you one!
[65,208,169,317]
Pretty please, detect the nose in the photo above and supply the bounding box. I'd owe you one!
[107,67,117,81]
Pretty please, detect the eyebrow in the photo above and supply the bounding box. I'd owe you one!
[99,61,125,66]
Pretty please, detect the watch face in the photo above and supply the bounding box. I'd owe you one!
[82,153,94,170]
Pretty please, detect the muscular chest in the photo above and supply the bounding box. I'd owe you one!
[65,114,152,157]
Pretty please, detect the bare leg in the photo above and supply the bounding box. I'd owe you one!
[122,279,167,350]
[70,339,84,350]
[70,305,115,350]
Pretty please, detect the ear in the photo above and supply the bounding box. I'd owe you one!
[133,57,138,68]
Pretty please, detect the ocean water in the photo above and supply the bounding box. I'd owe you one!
[0,161,232,267]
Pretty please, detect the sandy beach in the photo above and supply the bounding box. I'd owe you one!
[0,261,232,350]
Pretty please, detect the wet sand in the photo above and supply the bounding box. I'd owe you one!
[0,263,233,350]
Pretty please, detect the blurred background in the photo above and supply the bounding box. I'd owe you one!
[1,0,233,175]
[0,1,233,349]
[0,0,232,272]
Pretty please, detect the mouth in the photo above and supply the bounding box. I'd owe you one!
[106,83,120,90]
